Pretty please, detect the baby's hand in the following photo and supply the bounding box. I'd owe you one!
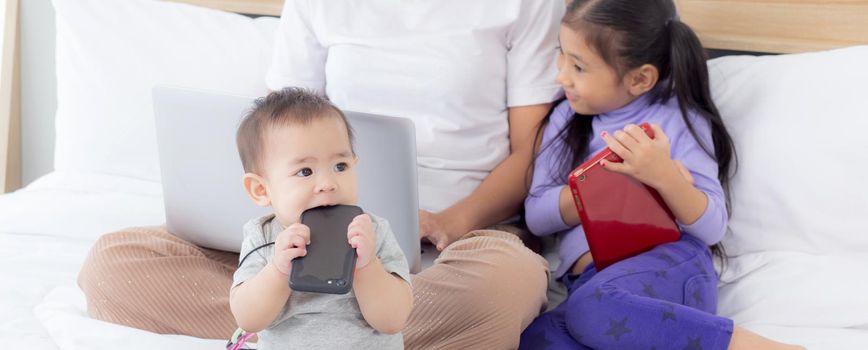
[599,123,680,190]
[270,223,311,276]
[347,214,377,269]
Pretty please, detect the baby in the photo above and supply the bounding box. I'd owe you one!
[229,88,413,349]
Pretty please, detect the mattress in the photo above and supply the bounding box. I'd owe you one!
[1,171,865,349]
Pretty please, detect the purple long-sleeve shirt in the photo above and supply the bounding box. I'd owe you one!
[525,93,728,278]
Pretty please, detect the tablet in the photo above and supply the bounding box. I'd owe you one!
[568,123,680,270]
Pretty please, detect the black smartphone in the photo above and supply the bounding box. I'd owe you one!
[289,205,363,294]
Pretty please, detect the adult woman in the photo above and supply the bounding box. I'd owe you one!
[79,1,564,348]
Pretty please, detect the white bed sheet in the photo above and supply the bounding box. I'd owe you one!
[35,286,225,349]
[0,234,91,349]
[742,325,868,350]
[719,253,868,349]
[0,171,225,349]
[0,171,164,240]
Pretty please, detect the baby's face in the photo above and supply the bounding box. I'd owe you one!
[260,116,358,226]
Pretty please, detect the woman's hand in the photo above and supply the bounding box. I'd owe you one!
[419,210,468,251]
[599,123,682,190]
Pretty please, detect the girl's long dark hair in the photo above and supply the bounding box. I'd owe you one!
[529,0,737,263]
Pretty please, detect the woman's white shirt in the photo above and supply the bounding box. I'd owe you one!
[266,0,564,212]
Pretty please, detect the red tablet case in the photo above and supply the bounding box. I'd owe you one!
[568,123,680,271]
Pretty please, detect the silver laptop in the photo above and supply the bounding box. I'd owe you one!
[153,86,423,273]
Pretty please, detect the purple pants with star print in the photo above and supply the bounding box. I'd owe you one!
[520,234,734,350]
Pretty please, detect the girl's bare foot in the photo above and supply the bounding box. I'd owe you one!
[729,326,806,350]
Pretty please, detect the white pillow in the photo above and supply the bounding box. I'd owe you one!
[709,46,868,257]
[709,46,868,334]
[52,0,278,182]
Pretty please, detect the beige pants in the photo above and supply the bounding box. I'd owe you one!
[78,226,549,349]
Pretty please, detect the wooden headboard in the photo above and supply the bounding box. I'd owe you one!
[676,0,868,54]
[170,0,282,16]
[2,0,868,193]
[1,0,21,192]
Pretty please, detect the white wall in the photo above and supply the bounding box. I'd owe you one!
[20,0,56,186]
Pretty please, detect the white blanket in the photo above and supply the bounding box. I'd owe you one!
[35,286,225,349]
[0,234,90,350]
[0,171,220,349]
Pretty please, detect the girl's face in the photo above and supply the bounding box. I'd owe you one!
[556,25,636,115]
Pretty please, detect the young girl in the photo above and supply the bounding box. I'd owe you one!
[521,1,804,349]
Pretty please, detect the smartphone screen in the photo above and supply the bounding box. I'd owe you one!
[290,205,363,294]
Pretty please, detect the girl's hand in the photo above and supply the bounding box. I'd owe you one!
[599,123,682,190]
[674,160,694,185]
[348,214,377,269]
[271,223,311,276]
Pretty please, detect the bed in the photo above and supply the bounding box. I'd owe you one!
[1,0,867,349]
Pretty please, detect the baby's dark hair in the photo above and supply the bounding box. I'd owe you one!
[236,87,355,174]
